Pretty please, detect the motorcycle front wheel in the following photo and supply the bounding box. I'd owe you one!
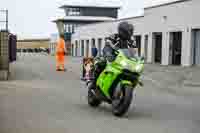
[87,82,101,107]
[112,85,133,117]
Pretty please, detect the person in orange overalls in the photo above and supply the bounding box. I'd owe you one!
[56,34,67,71]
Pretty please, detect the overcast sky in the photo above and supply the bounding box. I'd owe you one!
[0,0,175,39]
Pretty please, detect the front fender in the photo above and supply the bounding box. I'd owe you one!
[120,80,134,86]
[120,78,140,88]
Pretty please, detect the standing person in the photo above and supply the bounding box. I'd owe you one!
[56,34,67,71]
[91,43,98,58]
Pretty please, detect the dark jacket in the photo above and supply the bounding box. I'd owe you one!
[92,47,98,57]
[103,34,137,62]
[105,34,136,49]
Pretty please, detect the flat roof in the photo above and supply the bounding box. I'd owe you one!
[53,16,116,22]
[60,5,121,9]
[59,1,121,9]
[144,0,191,10]
[117,16,144,21]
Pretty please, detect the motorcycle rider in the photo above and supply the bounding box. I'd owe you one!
[91,21,137,82]
[103,21,136,62]
[106,21,136,49]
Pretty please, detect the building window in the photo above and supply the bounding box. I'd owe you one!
[64,24,66,32]
[68,24,71,33]
[71,24,73,33]
[65,8,70,16]
[63,24,77,33]
[70,44,72,56]
[68,8,80,16]
[64,24,68,32]
[75,40,78,56]
[72,25,75,33]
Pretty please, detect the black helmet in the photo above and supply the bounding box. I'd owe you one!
[118,21,134,40]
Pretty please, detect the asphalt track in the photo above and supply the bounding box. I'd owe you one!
[0,54,200,133]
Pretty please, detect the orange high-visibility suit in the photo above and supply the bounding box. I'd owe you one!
[56,38,66,71]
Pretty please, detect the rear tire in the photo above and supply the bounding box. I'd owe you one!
[87,82,101,107]
[112,85,133,117]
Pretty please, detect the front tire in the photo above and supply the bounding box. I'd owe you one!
[112,85,133,117]
[87,82,101,107]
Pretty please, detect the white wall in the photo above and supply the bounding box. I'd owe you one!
[71,0,200,66]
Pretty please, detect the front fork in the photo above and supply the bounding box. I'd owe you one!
[120,80,140,108]
[120,78,143,97]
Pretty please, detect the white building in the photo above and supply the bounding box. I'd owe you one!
[51,1,121,56]
[71,0,200,67]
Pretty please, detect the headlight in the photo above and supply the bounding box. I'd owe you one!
[120,61,128,67]
[121,61,144,73]
[120,61,131,70]
[135,64,143,73]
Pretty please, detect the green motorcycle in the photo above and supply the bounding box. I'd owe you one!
[87,48,144,117]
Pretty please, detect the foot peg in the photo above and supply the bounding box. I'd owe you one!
[86,80,94,86]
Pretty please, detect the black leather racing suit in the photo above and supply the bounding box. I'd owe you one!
[103,34,136,61]
[105,34,136,49]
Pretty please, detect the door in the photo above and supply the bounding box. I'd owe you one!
[81,40,84,56]
[86,40,89,57]
[75,41,78,56]
[134,35,141,56]
[194,30,200,65]
[71,44,74,56]
[172,32,182,65]
[154,33,162,63]
[98,38,102,56]
[144,35,148,61]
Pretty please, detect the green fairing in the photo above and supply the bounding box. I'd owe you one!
[97,62,121,98]
[96,49,144,98]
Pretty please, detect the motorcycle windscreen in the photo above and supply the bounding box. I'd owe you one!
[120,48,138,58]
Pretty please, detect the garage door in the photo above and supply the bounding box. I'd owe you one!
[194,30,200,65]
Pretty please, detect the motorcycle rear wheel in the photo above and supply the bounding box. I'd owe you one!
[112,85,133,117]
